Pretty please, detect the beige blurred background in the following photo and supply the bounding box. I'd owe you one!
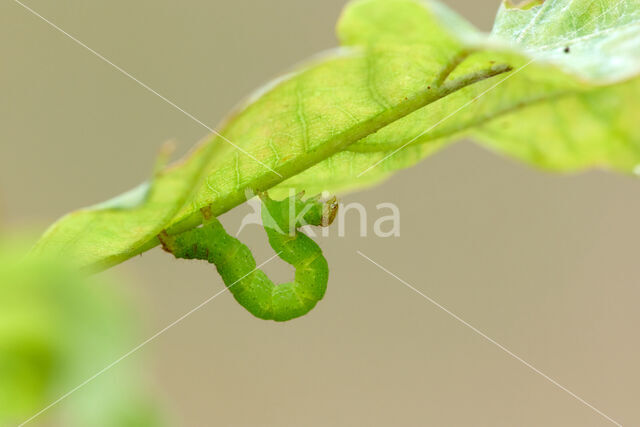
[2,1,639,426]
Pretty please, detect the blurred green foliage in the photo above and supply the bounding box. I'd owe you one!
[0,237,165,426]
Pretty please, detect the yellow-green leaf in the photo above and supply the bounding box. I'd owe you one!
[33,0,640,271]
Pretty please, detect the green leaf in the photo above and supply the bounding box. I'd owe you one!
[474,0,640,171]
[33,0,640,271]
[35,42,504,270]
[30,140,222,271]
[336,0,480,47]
[166,44,502,233]
[288,0,640,194]
[491,0,640,83]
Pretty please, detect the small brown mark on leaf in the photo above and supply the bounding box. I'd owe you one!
[201,205,213,220]
[158,230,173,254]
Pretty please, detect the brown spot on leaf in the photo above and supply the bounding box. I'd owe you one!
[201,205,213,220]
[158,230,174,254]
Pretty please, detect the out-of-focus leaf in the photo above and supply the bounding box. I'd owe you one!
[0,247,165,426]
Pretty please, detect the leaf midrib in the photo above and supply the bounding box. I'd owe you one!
[97,60,516,271]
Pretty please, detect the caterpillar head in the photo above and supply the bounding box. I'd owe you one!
[259,191,339,232]
[321,197,339,227]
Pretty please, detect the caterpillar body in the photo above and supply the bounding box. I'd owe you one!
[159,192,338,321]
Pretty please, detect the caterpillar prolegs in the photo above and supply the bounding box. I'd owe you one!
[159,192,338,321]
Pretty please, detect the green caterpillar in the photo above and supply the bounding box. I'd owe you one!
[159,192,338,321]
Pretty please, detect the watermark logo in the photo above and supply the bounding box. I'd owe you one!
[235,189,400,238]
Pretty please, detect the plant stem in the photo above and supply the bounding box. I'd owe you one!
[100,59,516,271]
